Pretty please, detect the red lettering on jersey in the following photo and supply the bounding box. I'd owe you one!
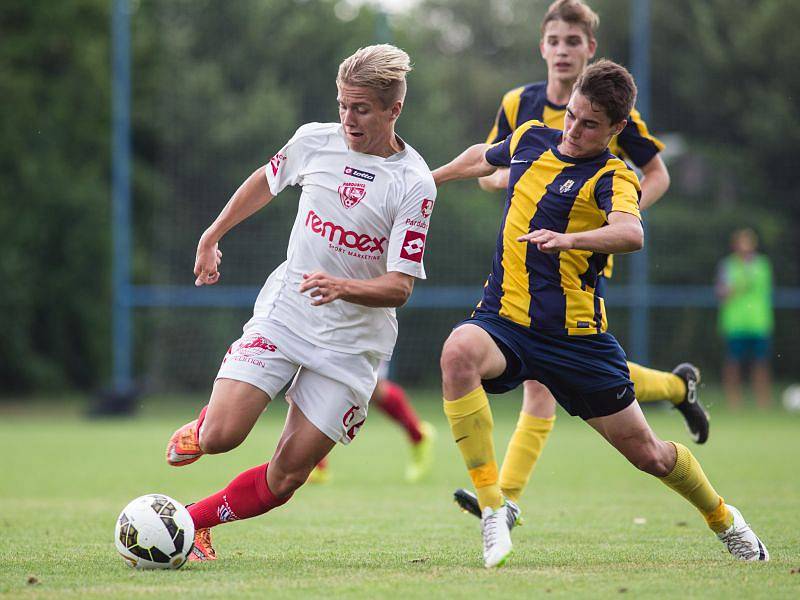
[269,153,286,176]
[304,210,387,254]
[400,230,426,263]
[338,182,367,209]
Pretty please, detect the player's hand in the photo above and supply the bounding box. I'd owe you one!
[517,229,573,253]
[194,241,223,286]
[299,271,347,306]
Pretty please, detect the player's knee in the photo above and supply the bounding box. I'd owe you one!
[522,381,556,417]
[198,424,243,455]
[440,334,480,382]
[268,464,307,497]
[628,443,672,477]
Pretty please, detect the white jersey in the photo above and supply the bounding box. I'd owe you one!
[255,122,436,360]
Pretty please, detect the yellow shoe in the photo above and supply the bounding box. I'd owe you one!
[405,421,436,482]
[307,464,331,484]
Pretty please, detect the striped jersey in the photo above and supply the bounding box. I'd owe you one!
[478,120,641,335]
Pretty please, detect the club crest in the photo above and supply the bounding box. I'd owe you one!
[338,182,367,209]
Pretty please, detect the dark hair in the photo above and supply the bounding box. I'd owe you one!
[573,59,637,124]
[540,0,599,40]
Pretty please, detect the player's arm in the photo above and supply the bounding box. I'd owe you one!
[518,212,643,255]
[638,154,670,210]
[195,166,274,286]
[298,271,414,308]
[478,168,510,192]
[432,143,497,186]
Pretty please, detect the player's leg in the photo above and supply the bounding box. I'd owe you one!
[373,378,437,482]
[628,361,709,444]
[750,337,772,409]
[587,401,768,561]
[441,323,514,567]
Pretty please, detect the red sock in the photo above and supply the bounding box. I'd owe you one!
[188,463,291,529]
[376,380,423,444]
[315,456,328,470]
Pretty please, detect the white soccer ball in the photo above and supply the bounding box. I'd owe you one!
[114,494,194,569]
[782,384,800,412]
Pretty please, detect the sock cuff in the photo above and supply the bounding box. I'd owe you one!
[517,411,556,431]
[660,441,690,484]
[443,386,489,418]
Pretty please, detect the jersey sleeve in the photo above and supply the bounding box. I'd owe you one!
[594,167,642,220]
[485,86,524,144]
[264,123,326,195]
[615,107,665,167]
[485,136,512,167]
[385,175,437,280]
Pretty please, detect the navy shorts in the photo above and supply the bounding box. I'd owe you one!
[460,311,634,420]
[726,335,771,362]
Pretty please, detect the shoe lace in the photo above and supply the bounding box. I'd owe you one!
[482,510,502,550]
[721,527,758,559]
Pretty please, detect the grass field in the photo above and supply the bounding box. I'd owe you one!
[1,388,798,599]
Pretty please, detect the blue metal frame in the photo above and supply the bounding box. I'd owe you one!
[629,0,652,364]
[111,0,132,393]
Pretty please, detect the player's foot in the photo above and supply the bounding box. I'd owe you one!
[672,363,709,444]
[165,419,204,466]
[717,505,769,561]
[307,464,331,484]
[405,421,436,482]
[454,488,522,529]
[481,505,513,568]
[188,527,217,561]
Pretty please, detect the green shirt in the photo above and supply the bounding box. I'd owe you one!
[718,254,773,336]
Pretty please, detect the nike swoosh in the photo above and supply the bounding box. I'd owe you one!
[616,390,626,400]
[510,159,530,164]
[455,435,469,443]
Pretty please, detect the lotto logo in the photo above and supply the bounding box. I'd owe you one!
[400,230,426,263]
[344,166,375,182]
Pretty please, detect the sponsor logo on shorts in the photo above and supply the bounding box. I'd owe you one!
[338,182,367,209]
[400,230,426,263]
[222,334,278,369]
[342,405,366,441]
[420,198,434,218]
[305,209,387,260]
[344,166,375,182]
[269,152,286,176]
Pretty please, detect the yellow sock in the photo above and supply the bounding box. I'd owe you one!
[443,387,502,510]
[498,412,555,502]
[659,442,733,533]
[628,362,685,405]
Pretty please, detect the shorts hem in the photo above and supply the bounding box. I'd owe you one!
[285,394,348,445]
[214,371,282,401]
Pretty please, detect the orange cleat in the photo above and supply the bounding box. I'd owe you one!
[165,419,204,466]
[188,527,217,561]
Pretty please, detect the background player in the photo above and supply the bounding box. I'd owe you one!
[309,367,436,484]
[455,0,708,522]
[433,59,768,568]
[164,44,437,560]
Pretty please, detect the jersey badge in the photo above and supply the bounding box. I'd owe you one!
[338,182,367,209]
[269,153,286,176]
[559,179,575,194]
[421,198,434,218]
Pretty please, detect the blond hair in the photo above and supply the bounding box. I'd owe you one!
[336,44,412,108]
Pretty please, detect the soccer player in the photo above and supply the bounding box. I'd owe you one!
[164,44,437,560]
[432,59,768,568]
[454,0,708,523]
[309,369,436,484]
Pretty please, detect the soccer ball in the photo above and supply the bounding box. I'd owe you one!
[114,494,194,569]
[782,384,800,412]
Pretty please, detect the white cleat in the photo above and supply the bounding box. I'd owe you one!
[717,505,769,561]
[481,505,513,568]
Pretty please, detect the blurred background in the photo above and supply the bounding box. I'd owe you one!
[3,0,799,410]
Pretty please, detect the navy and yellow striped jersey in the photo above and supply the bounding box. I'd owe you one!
[478,120,641,336]
[486,81,664,168]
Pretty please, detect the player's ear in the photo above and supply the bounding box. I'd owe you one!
[587,36,597,58]
[611,119,627,137]
[539,38,546,59]
[389,100,402,120]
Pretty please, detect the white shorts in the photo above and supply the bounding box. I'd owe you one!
[216,317,380,445]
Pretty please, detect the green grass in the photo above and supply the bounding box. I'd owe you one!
[1,389,798,599]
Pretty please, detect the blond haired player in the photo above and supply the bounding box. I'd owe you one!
[164,44,437,560]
